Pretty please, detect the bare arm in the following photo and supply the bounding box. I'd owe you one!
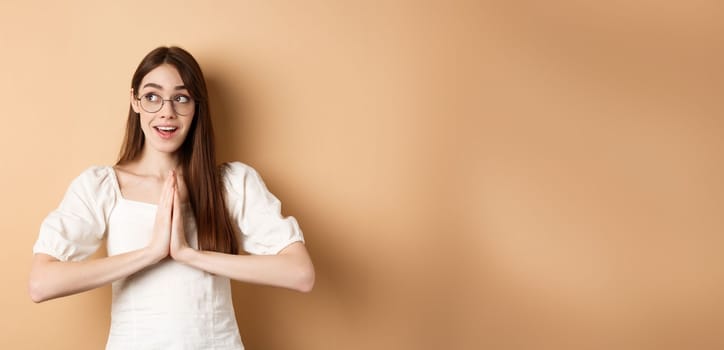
[174,242,315,292]
[29,249,161,303]
[29,171,177,303]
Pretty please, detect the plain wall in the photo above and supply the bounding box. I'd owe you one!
[1,1,723,349]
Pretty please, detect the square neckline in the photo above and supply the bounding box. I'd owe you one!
[107,166,160,207]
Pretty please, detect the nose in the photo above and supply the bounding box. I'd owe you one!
[159,99,177,118]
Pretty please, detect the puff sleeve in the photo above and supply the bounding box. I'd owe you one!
[223,162,304,255]
[33,166,116,262]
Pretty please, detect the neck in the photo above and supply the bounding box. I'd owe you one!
[135,147,182,178]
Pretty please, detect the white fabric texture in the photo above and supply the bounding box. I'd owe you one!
[33,162,304,349]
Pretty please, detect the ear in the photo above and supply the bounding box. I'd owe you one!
[130,88,140,113]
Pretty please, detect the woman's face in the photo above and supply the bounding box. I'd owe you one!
[131,64,195,155]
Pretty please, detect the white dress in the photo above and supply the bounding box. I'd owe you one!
[33,162,304,349]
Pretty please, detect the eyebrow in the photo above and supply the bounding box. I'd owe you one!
[142,83,187,91]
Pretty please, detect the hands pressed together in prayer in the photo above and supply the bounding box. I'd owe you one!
[148,170,192,264]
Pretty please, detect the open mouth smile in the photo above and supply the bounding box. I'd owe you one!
[154,126,178,139]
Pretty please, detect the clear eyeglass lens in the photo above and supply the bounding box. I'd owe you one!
[172,100,195,116]
[140,97,162,113]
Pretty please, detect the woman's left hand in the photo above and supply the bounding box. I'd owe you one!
[170,173,192,261]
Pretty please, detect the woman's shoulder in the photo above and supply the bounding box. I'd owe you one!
[68,165,118,199]
[73,165,115,184]
[219,161,265,193]
[219,161,256,176]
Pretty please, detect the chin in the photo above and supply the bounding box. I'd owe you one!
[148,140,184,154]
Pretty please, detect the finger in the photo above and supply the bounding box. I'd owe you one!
[159,171,173,203]
[172,183,185,245]
[158,172,176,221]
[169,173,177,212]
[166,171,177,203]
[176,173,186,202]
[172,181,181,226]
[168,170,177,193]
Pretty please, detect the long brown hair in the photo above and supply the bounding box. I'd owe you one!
[118,46,239,254]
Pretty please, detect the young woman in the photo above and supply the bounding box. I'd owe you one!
[29,46,314,349]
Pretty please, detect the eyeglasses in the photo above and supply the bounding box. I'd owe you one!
[135,92,196,116]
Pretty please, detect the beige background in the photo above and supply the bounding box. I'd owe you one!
[1,1,723,349]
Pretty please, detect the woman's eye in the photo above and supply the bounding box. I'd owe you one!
[175,95,191,103]
[143,93,160,102]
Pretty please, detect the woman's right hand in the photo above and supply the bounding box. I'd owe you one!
[146,170,176,263]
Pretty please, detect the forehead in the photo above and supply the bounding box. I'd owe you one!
[140,64,185,89]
